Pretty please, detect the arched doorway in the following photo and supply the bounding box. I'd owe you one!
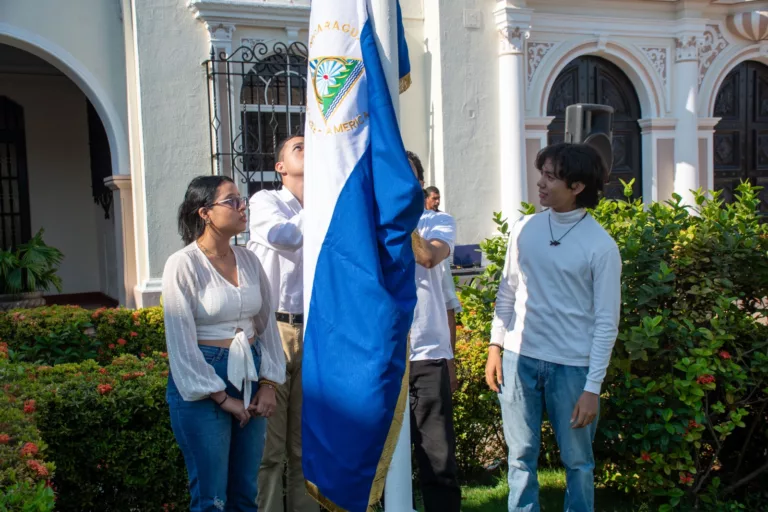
[713,61,768,209]
[0,43,118,302]
[547,56,642,200]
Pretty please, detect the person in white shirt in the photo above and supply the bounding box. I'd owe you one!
[424,186,441,212]
[407,151,461,512]
[485,143,621,512]
[163,175,286,511]
[247,134,318,512]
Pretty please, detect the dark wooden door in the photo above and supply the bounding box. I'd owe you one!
[713,61,768,209]
[547,56,642,200]
[0,96,31,250]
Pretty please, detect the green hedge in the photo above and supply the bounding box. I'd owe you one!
[457,183,768,510]
[0,353,188,511]
[0,306,165,366]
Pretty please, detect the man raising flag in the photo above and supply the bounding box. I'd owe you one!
[301,1,422,511]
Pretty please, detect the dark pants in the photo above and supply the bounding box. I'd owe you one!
[410,358,461,512]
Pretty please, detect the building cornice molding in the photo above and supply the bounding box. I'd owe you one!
[188,0,310,30]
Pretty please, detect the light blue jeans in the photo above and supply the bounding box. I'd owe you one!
[498,350,598,512]
[167,344,267,512]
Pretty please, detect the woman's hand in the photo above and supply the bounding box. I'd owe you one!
[213,392,250,428]
[248,384,277,418]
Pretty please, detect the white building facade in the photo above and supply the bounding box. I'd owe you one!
[1,0,767,307]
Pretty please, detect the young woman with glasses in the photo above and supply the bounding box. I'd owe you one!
[162,175,286,511]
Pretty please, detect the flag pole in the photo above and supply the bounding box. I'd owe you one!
[368,1,415,511]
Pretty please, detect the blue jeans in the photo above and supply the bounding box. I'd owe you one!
[498,351,598,512]
[167,344,267,512]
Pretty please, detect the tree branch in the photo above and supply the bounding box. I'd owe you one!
[733,401,767,477]
[724,459,768,495]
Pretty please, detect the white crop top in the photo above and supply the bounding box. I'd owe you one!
[162,243,286,402]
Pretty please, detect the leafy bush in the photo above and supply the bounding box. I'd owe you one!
[0,354,188,511]
[0,306,165,366]
[452,332,505,479]
[0,229,63,295]
[457,183,768,510]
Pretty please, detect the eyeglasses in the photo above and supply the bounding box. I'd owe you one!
[209,196,247,210]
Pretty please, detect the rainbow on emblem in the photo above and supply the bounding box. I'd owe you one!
[310,57,365,122]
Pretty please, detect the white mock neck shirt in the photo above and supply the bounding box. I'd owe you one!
[490,208,622,394]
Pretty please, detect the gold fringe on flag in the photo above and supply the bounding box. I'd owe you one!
[399,72,412,94]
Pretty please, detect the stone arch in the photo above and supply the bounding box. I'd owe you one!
[0,22,129,175]
[531,37,665,119]
[700,42,768,117]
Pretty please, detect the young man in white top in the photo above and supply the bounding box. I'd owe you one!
[248,135,318,512]
[485,143,622,512]
[407,151,461,512]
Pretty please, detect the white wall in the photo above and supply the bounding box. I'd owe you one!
[130,0,213,281]
[0,74,103,295]
[420,0,501,245]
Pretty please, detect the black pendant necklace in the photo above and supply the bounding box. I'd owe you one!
[548,211,588,246]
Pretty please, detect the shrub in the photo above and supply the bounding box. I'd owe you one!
[0,306,165,366]
[457,183,768,510]
[452,332,505,479]
[0,353,188,511]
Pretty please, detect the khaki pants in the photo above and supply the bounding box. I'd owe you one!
[258,321,319,512]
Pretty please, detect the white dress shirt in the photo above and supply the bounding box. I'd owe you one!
[247,187,304,315]
[410,210,457,362]
[162,243,286,403]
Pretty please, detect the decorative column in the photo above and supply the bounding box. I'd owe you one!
[638,118,677,203]
[698,117,721,194]
[525,116,555,208]
[104,175,136,308]
[494,1,532,220]
[206,22,236,179]
[673,30,702,206]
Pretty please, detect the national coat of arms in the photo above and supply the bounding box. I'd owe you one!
[310,57,365,122]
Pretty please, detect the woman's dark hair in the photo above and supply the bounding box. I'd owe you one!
[534,142,607,209]
[177,175,234,245]
[406,150,425,183]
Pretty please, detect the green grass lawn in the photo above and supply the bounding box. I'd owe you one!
[442,470,651,512]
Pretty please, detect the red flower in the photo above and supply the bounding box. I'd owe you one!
[99,368,108,375]
[160,352,168,359]
[130,331,138,337]
[680,473,694,485]
[688,419,701,429]
[641,452,651,463]
[161,370,169,377]
[117,338,127,346]
[26,459,49,477]
[696,374,715,385]
[108,343,116,350]
[97,384,113,395]
[0,342,8,354]
[147,362,155,371]
[139,353,146,358]
[20,442,39,457]
[0,434,10,444]
[23,400,36,414]
[719,351,732,360]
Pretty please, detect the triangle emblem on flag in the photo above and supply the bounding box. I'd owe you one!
[310,57,365,122]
